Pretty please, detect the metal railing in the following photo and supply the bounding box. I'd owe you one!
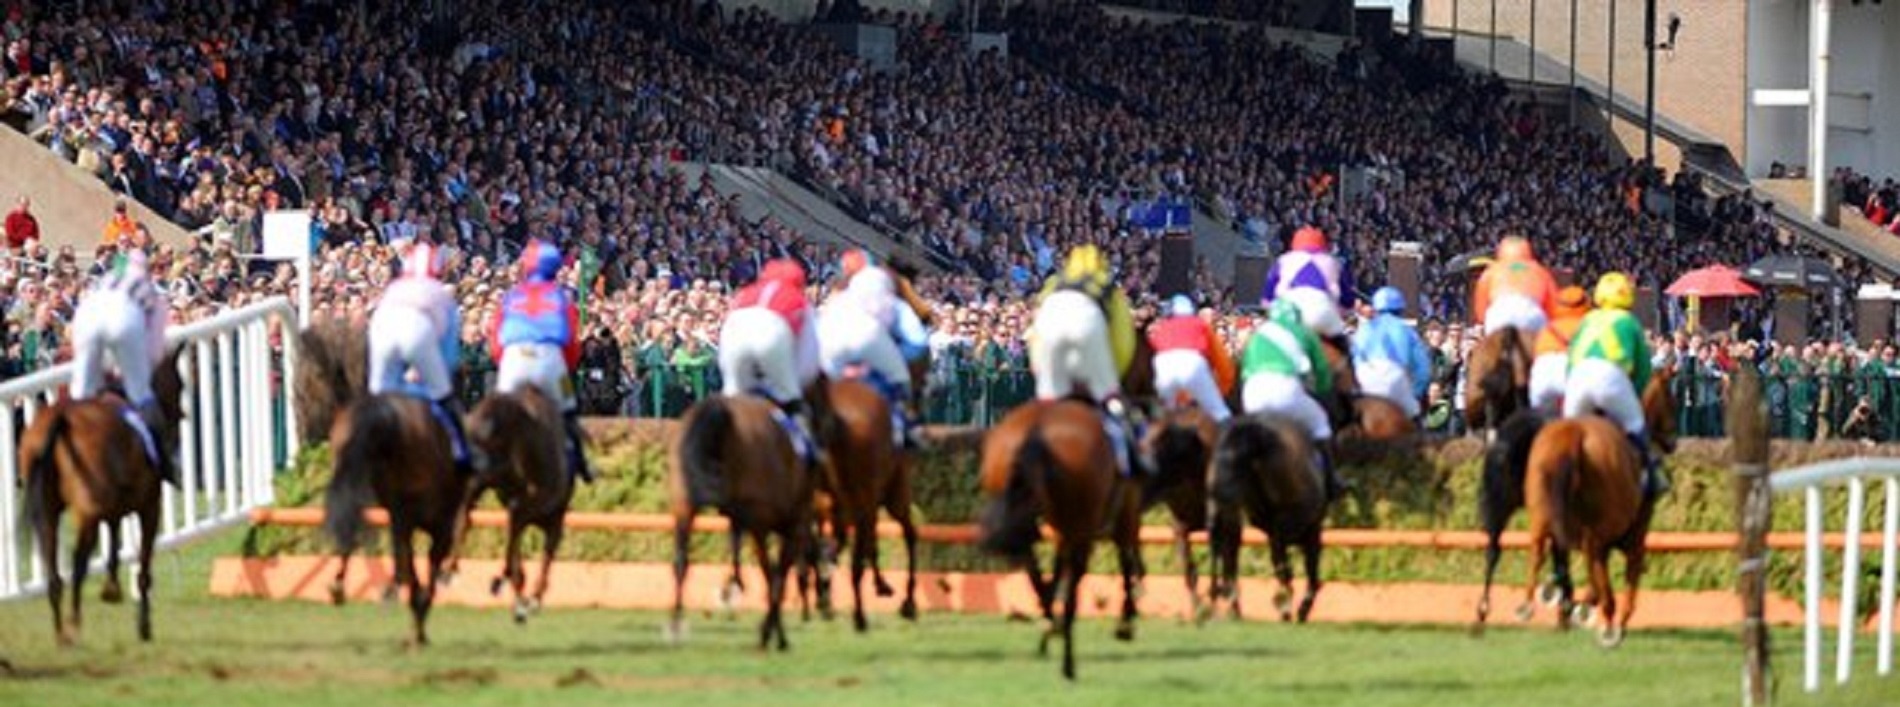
[0,297,299,600]
[1767,458,1900,694]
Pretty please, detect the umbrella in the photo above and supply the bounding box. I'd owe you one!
[1664,265,1761,298]
[1444,249,1492,276]
[1743,254,1846,290]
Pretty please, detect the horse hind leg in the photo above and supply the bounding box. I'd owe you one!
[528,522,563,616]
[491,520,528,624]
[890,493,921,621]
[666,513,693,645]
[1269,535,1296,623]
[1586,547,1618,647]
[100,519,124,605]
[1296,530,1324,624]
[1114,540,1141,641]
[38,512,66,647]
[1608,545,1646,648]
[1518,523,1550,624]
[65,518,102,645]
[755,529,794,652]
[137,504,159,641]
[850,514,875,633]
[1473,533,1502,636]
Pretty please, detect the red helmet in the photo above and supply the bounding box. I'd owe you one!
[1496,236,1534,262]
[401,242,446,279]
[1290,226,1328,253]
[760,258,807,289]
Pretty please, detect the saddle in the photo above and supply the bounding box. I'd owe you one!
[841,364,910,449]
[752,389,818,469]
[423,398,474,471]
[115,403,160,467]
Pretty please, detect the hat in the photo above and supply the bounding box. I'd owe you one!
[1167,294,1195,317]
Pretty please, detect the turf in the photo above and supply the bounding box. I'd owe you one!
[1,531,1894,706]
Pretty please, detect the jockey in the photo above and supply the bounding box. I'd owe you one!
[1146,294,1235,423]
[1240,298,1345,499]
[1528,285,1591,413]
[719,258,823,457]
[488,239,593,483]
[69,248,175,483]
[1564,272,1665,498]
[1263,225,1354,349]
[822,249,928,448]
[1029,244,1143,478]
[1473,236,1559,349]
[1349,286,1432,419]
[368,241,479,474]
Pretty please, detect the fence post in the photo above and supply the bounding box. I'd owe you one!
[1729,363,1773,706]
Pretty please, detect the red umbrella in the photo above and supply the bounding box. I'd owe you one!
[1665,265,1761,298]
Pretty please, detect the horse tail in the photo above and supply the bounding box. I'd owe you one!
[1542,433,1582,551]
[1480,411,1545,533]
[980,423,1055,558]
[325,397,393,555]
[18,408,69,538]
[679,397,733,509]
[1213,416,1287,508]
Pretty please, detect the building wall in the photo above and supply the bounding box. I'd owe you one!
[1423,0,1749,164]
[1825,2,1899,180]
[1744,0,1808,177]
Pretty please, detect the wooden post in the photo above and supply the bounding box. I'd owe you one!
[1728,364,1773,706]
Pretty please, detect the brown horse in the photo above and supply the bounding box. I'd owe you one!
[669,394,814,651]
[1139,404,1220,620]
[1464,328,1531,439]
[465,385,574,624]
[324,393,476,646]
[18,346,185,646]
[1207,413,1329,623]
[1519,368,1678,647]
[809,376,920,632]
[1471,408,1555,636]
[978,398,1143,681]
[1317,339,1418,446]
[293,317,369,442]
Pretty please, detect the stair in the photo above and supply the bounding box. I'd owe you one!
[698,164,942,275]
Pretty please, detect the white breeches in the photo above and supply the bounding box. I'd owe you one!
[817,303,910,392]
[1561,358,1644,436]
[70,289,157,404]
[1152,349,1231,422]
[1356,357,1420,418]
[1484,294,1548,337]
[1030,290,1119,403]
[719,307,805,405]
[368,304,452,400]
[1242,372,1333,442]
[1528,352,1570,413]
[1284,286,1346,337]
[497,343,575,411]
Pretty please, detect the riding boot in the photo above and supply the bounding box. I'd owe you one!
[1628,432,1669,501]
[437,396,486,476]
[779,399,821,469]
[1104,397,1147,481]
[136,399,177,486]
[1316,442,1347,503]
[562,411,595,483]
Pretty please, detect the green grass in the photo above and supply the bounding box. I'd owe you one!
[1,531,1894,706]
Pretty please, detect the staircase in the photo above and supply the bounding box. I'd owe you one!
[691,163,943,275]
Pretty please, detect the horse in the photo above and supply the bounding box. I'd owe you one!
[1519,368,1678,647]
[1207,413,1329,623]
[18,345,185,646]
[808,375,920,632]
[292,317,369,442]
[465,385,575,624]
[1464,327,1531,440]
[323,393,477,647]
[1471,408,1554,635]
[978,397,1143,681]
[1140,403,1221,621]
[669,394,815,651]
[1317,338,1418,446]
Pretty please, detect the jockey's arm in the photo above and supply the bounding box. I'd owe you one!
[1625,315,1654,392]
[1261,266,1281,305]
[440,299,462,370]
[1301,330,1334,396]
[1206,322,1238,395]
[1105,289,1136,376]
[894,273,935,328]
[893,298,930,360]
[1406,328,1433,398]
[562,292,582,370]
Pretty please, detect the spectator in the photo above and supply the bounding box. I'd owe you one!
[5,196,37,249]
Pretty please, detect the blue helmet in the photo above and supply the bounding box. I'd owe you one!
[1371,286,1406,314]
[1167,294,1196,317]
[519,239,563,282]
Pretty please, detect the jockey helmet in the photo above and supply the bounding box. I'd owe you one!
[1495,236,1534,262]
[518,239,563,282]
[1556,285,1590,314]
[1167,294,1196,317]
[1061,245,1111,288]
[1290,226,1328,253]
[1371,286,1406,314]
[401,242,446,280]
[760,258,808,290]
[1593,272,1636,311]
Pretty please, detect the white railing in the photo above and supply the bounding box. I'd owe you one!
[1769,457,1900,694]
[0,297,299,601]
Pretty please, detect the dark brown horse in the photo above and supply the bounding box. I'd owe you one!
[1207,413,1329,623]
[465,385,574,624]
[669,394,814,651]
[1519,368,1677,647]
[1139,404,1220,620]
[293,317,368,442]
[1464,328,1531,439]
[19,346,185,646]
[978,398,1143,681]
[1471,408,1554,636]
[809,376,920,632]
[324,393,477,646]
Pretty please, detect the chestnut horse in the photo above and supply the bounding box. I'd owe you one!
[324,393,477,646]
[1464,328,1531,439]
[18,346,185,646]
[978,397,1143,681]
[669,394,815,651]
[465,385,575,624]
[1520,368,1677,647]
[810,376,921,632]
[1207,413,1330,623]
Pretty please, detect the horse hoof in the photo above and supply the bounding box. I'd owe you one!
[328,582,347,607]
[101,585,124,605]
[438,571,455,589]
[663,620,689,645]
[514,600,531,625]
[489,577,506,597]
[854,614,869,633]
[1469,621,1487,638]
[899,599,918,621]
[1538,583,1564,608]
[1193,601,1215,626]
[1598,626,1625,649]
[1297,599,1316,624]
[382,584,400,605]
[1279,610,1294,623]
[527,597,543,614]
[1514,603,1534,623]
[874,579,895,598]
[1114,622,1136,642]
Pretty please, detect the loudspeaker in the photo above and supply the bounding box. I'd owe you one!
[1633,287,1660,331]
[1856,294,1895,345]
[1156,233,1195,298]
[1385,250,1422,318]
[1775,293,1810,347]
[1233,254,1272,307]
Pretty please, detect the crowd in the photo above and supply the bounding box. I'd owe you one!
[0,0,1894,437]
[1838,167,1900,235]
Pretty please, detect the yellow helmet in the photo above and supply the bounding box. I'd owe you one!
[1062,245,1110,286]
[1593,272,1635,310]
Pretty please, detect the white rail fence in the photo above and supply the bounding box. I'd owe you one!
[1768,458,1900,695]
[0,297,299,600]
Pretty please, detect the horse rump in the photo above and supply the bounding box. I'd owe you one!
[1211,415,1287,508]
[1480,410,1546,532]
[1539,431,1583,552]
[677,397,734,509]
[325,396,399,554]
[17,407,69,539]
[979,428,1050,560]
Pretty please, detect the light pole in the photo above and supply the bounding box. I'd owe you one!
[1643,0,1658,166]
